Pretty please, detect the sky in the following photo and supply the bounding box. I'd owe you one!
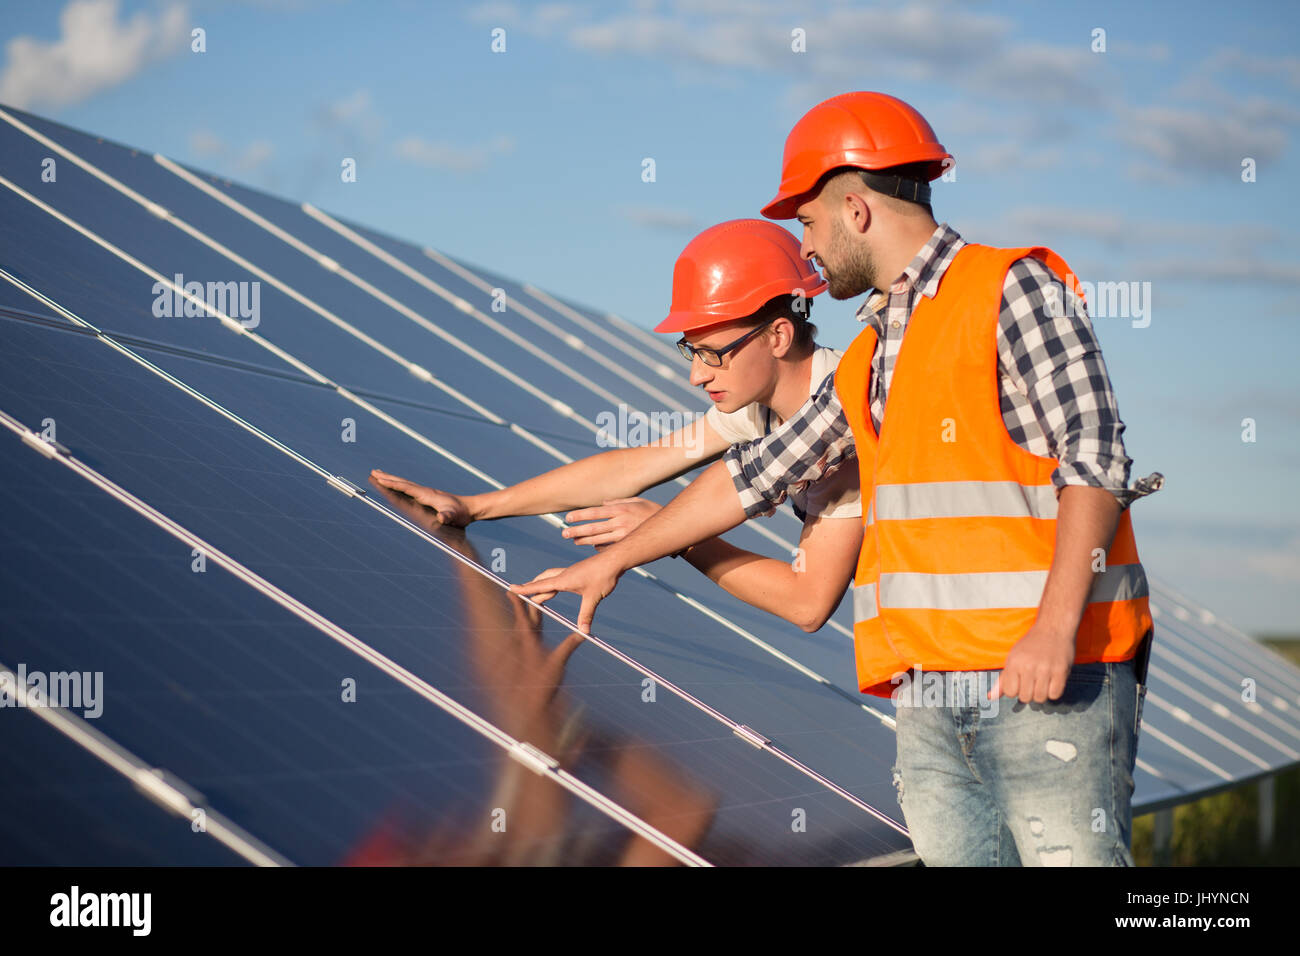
[1,0,1297,636]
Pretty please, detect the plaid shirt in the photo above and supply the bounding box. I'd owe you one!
[725,223,1164,519]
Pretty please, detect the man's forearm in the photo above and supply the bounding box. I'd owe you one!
[471,445,685,520]
[1036,484,1123,637]
[598,460,748,573]
[680,536,814,626]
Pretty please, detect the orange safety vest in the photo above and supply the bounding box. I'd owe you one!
[834,243,1152,698]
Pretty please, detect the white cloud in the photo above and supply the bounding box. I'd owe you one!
[1118,104,1289,174]
[551,0,1108,112]
[614,204,699,231]
[1135,46,1300,178]
[394,134,515,171]
[1108,41,1171,63]
[1203,46,1300,88]
[504,1,1107,172]
[458,3,1295,188]
[0,0,189,110]
[466,1,584,37]
[955,142,1065,176]
[1127,256,1300,286]
[965,41,1104,107]
[323,88,371,123]
[313,88,383,143]
[971,206,1300,288]
[188,128,225,158]
[993,207,1283,251]
[232,139,274,173]
[465,1,526,24]
[185,128,275,176]
[571,15,783,69]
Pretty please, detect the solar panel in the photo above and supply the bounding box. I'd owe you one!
[0,421,701,866]
[0,298,905,803]
[0,109,595,444]
[0,663,260,866]
[0,102,816,565]
[0,311,909,865]
[0,104,895,728]
[2,101,1297,864]
[431,248,706,409]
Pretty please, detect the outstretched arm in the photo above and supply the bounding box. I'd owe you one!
[510,373,857,632]
[371,416,729,527]
[509,460,748,632]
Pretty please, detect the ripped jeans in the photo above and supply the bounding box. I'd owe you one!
[890,656,1147,866]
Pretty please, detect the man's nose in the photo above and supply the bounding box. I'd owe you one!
[689,355,713,387]
[799,229,816,264]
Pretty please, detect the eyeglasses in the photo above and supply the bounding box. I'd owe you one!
[676,319,774,367]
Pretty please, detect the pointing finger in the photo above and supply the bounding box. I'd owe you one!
[510,579,559,597]
[577,592,599,634]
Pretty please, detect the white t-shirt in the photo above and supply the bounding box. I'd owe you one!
[704,346,862,520]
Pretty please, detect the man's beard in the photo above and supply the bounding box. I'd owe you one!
[822,217,876,300]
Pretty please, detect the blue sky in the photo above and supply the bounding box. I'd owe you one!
[2,0,1297,635]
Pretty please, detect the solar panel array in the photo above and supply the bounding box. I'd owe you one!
[0,103,1296,865]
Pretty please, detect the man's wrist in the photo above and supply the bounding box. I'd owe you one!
[588,544,634,579]
[465,491,501,521]
[1034,606,1082,643]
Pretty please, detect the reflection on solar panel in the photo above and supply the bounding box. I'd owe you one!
[0,103,1296,865]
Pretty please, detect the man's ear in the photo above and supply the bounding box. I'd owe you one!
[770,315,796,358]
[844,189,872,233]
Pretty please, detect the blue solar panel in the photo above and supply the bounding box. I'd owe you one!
[0,312,910,864]
[0,104,821,577]
[1142,593,1300,785]
[0,109,595,444]
[0,681,253,866]
[1153,588,1300,728]
[7,311,899,791]
[0,416,686,865]
[2,101,1297,865]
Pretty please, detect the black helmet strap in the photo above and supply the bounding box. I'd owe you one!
[857,170,933,205]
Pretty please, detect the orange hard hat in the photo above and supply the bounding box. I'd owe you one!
[654,219,827,334]
[761,91,953,220]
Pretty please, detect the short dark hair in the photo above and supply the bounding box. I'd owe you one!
[753,293,817,351]
[821,163,936,219]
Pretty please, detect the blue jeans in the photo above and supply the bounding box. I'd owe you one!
[890,657,1147,866]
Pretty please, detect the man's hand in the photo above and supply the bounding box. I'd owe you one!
[510,552,623,633]
[562,497,662,549]
[370,469,474,526]
[520,567,567,604]
[511,459,747,633]
[988,621,1077,703]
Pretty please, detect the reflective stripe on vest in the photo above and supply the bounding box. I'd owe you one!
[869,480,1060,524]
[853,562,1148,618]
